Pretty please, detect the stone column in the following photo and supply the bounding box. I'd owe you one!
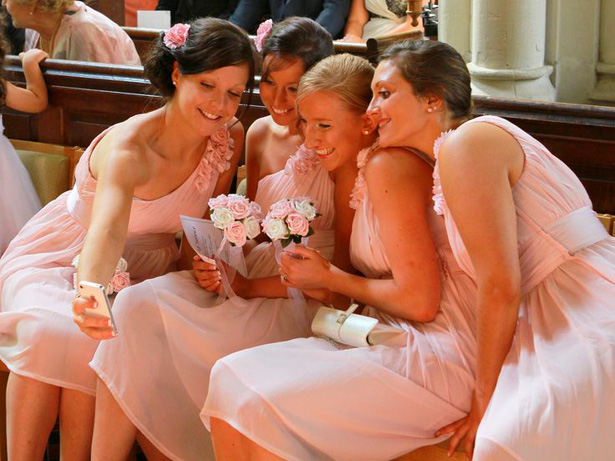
[590,0,615,103]
[438,0,472,62]
[468,0,555,100]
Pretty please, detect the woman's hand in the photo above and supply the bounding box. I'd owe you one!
[435,392,490,460]
[279,245,331,291]
[192,255,222,293]
[339,34,365,43]
[72,295,116,340]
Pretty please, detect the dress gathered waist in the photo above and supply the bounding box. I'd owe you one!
[519,206,609,295]
[67,186,90,228]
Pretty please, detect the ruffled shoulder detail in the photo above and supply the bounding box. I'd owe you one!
[284,144,320,176]
[432,130,454,215]
[194,126,235,193]
[349,141,380,209]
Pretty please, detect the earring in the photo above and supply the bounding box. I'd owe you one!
[362,129,370,135]
[427,107,433,113]
[172,80,177,86]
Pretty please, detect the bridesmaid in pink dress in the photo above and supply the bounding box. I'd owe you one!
[371,41,614,459]
[88,18,352,461]
[0,47,48,254]
[202,53,478,460]
[0,19,254,460]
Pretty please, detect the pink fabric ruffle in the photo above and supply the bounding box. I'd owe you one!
[349,141,380,210]
[284,145,320,176]
[432,130,453,216]
[194,127,235,193]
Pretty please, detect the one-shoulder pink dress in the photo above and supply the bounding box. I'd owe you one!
[432,116,615,460]
[201,145,478,460]
[90,146,335,461]
[0,125,233,395]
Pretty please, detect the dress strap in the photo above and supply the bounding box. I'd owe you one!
[401,147,435,167]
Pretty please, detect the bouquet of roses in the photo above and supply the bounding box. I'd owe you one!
[72,254,130,295]
[208,194,263,247]
[262,197,318,247]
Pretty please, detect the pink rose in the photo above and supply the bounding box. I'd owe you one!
[250,201,263,220]
[228,196,251,219]
[111,271,131,294]
[225,221,247,247]
[208,194,229,210]
[269,199,293,219]
[211,128,228,146]
[254,19,273,52]
[163,23,190,49]
[286,212,310,237]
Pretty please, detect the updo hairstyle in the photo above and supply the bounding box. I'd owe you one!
[297,53,374,115]
[380,40,472,120]
[145,18,257,100]
[14,0,73,13]
[261,17,334,80]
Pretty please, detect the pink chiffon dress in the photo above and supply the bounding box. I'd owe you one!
[433,116,615,460]
[0,124,233,395]
[0,115,41,254]
[25,1,141,65]
[90,145,335,461]
[201,145,478,460]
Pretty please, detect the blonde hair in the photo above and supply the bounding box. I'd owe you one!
[17,0,74,13]
[297,53,374,115]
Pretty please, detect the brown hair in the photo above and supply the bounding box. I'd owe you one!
[15,0,73,13]
[380,40,473,120]
[297,53,374,115]
[261,17,334,81]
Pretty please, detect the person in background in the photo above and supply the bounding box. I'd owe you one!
[5,0,141,65]
[230,0,350,38]
[156,0,238,25]
[0,42,47,254]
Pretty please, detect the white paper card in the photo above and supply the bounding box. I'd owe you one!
[137,10,171,30]
[180,215,247,277]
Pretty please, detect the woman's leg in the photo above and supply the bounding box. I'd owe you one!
[210,417,284,461]
[136,432,172,461]
[6,373,59,461]
[59,387,95,461]
[91,378,138,461]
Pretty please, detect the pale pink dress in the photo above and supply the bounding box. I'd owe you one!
[0,125,233,395]
[0,115,41,254]
[25,1,141,65]
[201,145,478,460]
[90,146,335,461]
[433,116,615,460]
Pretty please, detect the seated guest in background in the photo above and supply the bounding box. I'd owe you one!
[0,18,254,460]
[230,0,350,38]
[156,0,238,25]
[342,0,426,42]
[0,44,47,254]
[202,52,478,460]
[6,0,141,65]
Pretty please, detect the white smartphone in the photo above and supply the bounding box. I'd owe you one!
[77,281,118,334]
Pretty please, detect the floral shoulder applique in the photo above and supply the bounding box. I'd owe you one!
[432,130,454,216]
[349,141,380,209]
[284,145,321,176]
[195,127,235,193]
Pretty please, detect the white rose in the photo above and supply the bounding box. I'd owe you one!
[211,208,235,230]
[264,218,290,241]
[115,257,128,272]
[243,215,261,239]
[294,199,317,220]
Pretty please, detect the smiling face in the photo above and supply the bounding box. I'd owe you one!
[298,90,368,172]
[172,63,249,137]
[259,56,305,126]
[368,59,430,149]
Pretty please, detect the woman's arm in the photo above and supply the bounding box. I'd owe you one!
[435,123,524,457]
[341,0,369,42]
[5,49,49,113]
[283,147,441,322]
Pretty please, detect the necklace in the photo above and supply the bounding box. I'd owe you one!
[38,13,63,56]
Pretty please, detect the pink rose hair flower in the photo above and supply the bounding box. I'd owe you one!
[254,19,273,52]
[164,23,191,50]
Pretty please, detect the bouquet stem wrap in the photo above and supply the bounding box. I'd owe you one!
[274,237,309,308]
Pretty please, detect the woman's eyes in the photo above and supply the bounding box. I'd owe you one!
[261,79,274,86]
[378,90,391,99]
[318,123,331,129]
[228,91,242,99]
[288,86,298,93]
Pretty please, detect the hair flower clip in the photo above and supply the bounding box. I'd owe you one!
[254,19,273,52]
[164,23,191,50]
